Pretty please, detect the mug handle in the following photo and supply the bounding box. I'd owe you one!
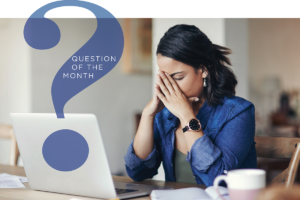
[213,175,228,200]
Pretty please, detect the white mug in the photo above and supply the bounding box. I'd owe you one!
[213,169,266,200]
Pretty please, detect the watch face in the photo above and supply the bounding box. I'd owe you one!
[189,119,200,131]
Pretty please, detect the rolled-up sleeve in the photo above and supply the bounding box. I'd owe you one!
[186,134,221,172]
[186,101,256,186]
[125,140,161,170]
[124,115,162,181]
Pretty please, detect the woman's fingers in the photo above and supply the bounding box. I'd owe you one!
[188,97,199,102]
[164,71,181,94]
[155,86,167,104]
[154,84,161,98]
[158,70,174,95]
[156,74,171,98]
[155,75,162,95]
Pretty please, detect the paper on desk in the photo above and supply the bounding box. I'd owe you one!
[0,173,28,183]
[0,177,25,188]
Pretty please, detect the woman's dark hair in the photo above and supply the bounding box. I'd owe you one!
[156,24,238,106]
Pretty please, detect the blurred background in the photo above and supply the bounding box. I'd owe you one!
[0,18,300,182]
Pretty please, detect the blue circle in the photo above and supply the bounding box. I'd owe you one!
[42,129,89,171]
[24,18,60,50]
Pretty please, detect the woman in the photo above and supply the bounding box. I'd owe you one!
[124,24,257,187]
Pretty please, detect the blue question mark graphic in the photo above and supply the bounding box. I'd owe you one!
[23,0,124,171]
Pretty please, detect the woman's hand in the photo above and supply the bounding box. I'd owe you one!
[143,73,166,118]
[155,70,198,126]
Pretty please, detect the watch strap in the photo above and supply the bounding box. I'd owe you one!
[182,126,189,133]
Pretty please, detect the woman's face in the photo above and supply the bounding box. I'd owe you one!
[157,53,207,99]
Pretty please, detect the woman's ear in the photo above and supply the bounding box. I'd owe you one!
[201,67,208,78]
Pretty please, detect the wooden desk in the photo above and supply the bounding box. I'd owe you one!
[0,165,206,200]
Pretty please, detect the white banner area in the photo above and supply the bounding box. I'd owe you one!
[0,0,299,18]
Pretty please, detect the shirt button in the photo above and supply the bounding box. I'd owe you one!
[224,170,227,174]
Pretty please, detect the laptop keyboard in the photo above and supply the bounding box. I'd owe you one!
[115,188,139,194]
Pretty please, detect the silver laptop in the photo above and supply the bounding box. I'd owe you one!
[10,113,171,199]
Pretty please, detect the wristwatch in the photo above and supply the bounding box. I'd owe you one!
[182,118,201,133]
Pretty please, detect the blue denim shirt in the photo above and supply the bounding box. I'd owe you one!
[124,95,257,186]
